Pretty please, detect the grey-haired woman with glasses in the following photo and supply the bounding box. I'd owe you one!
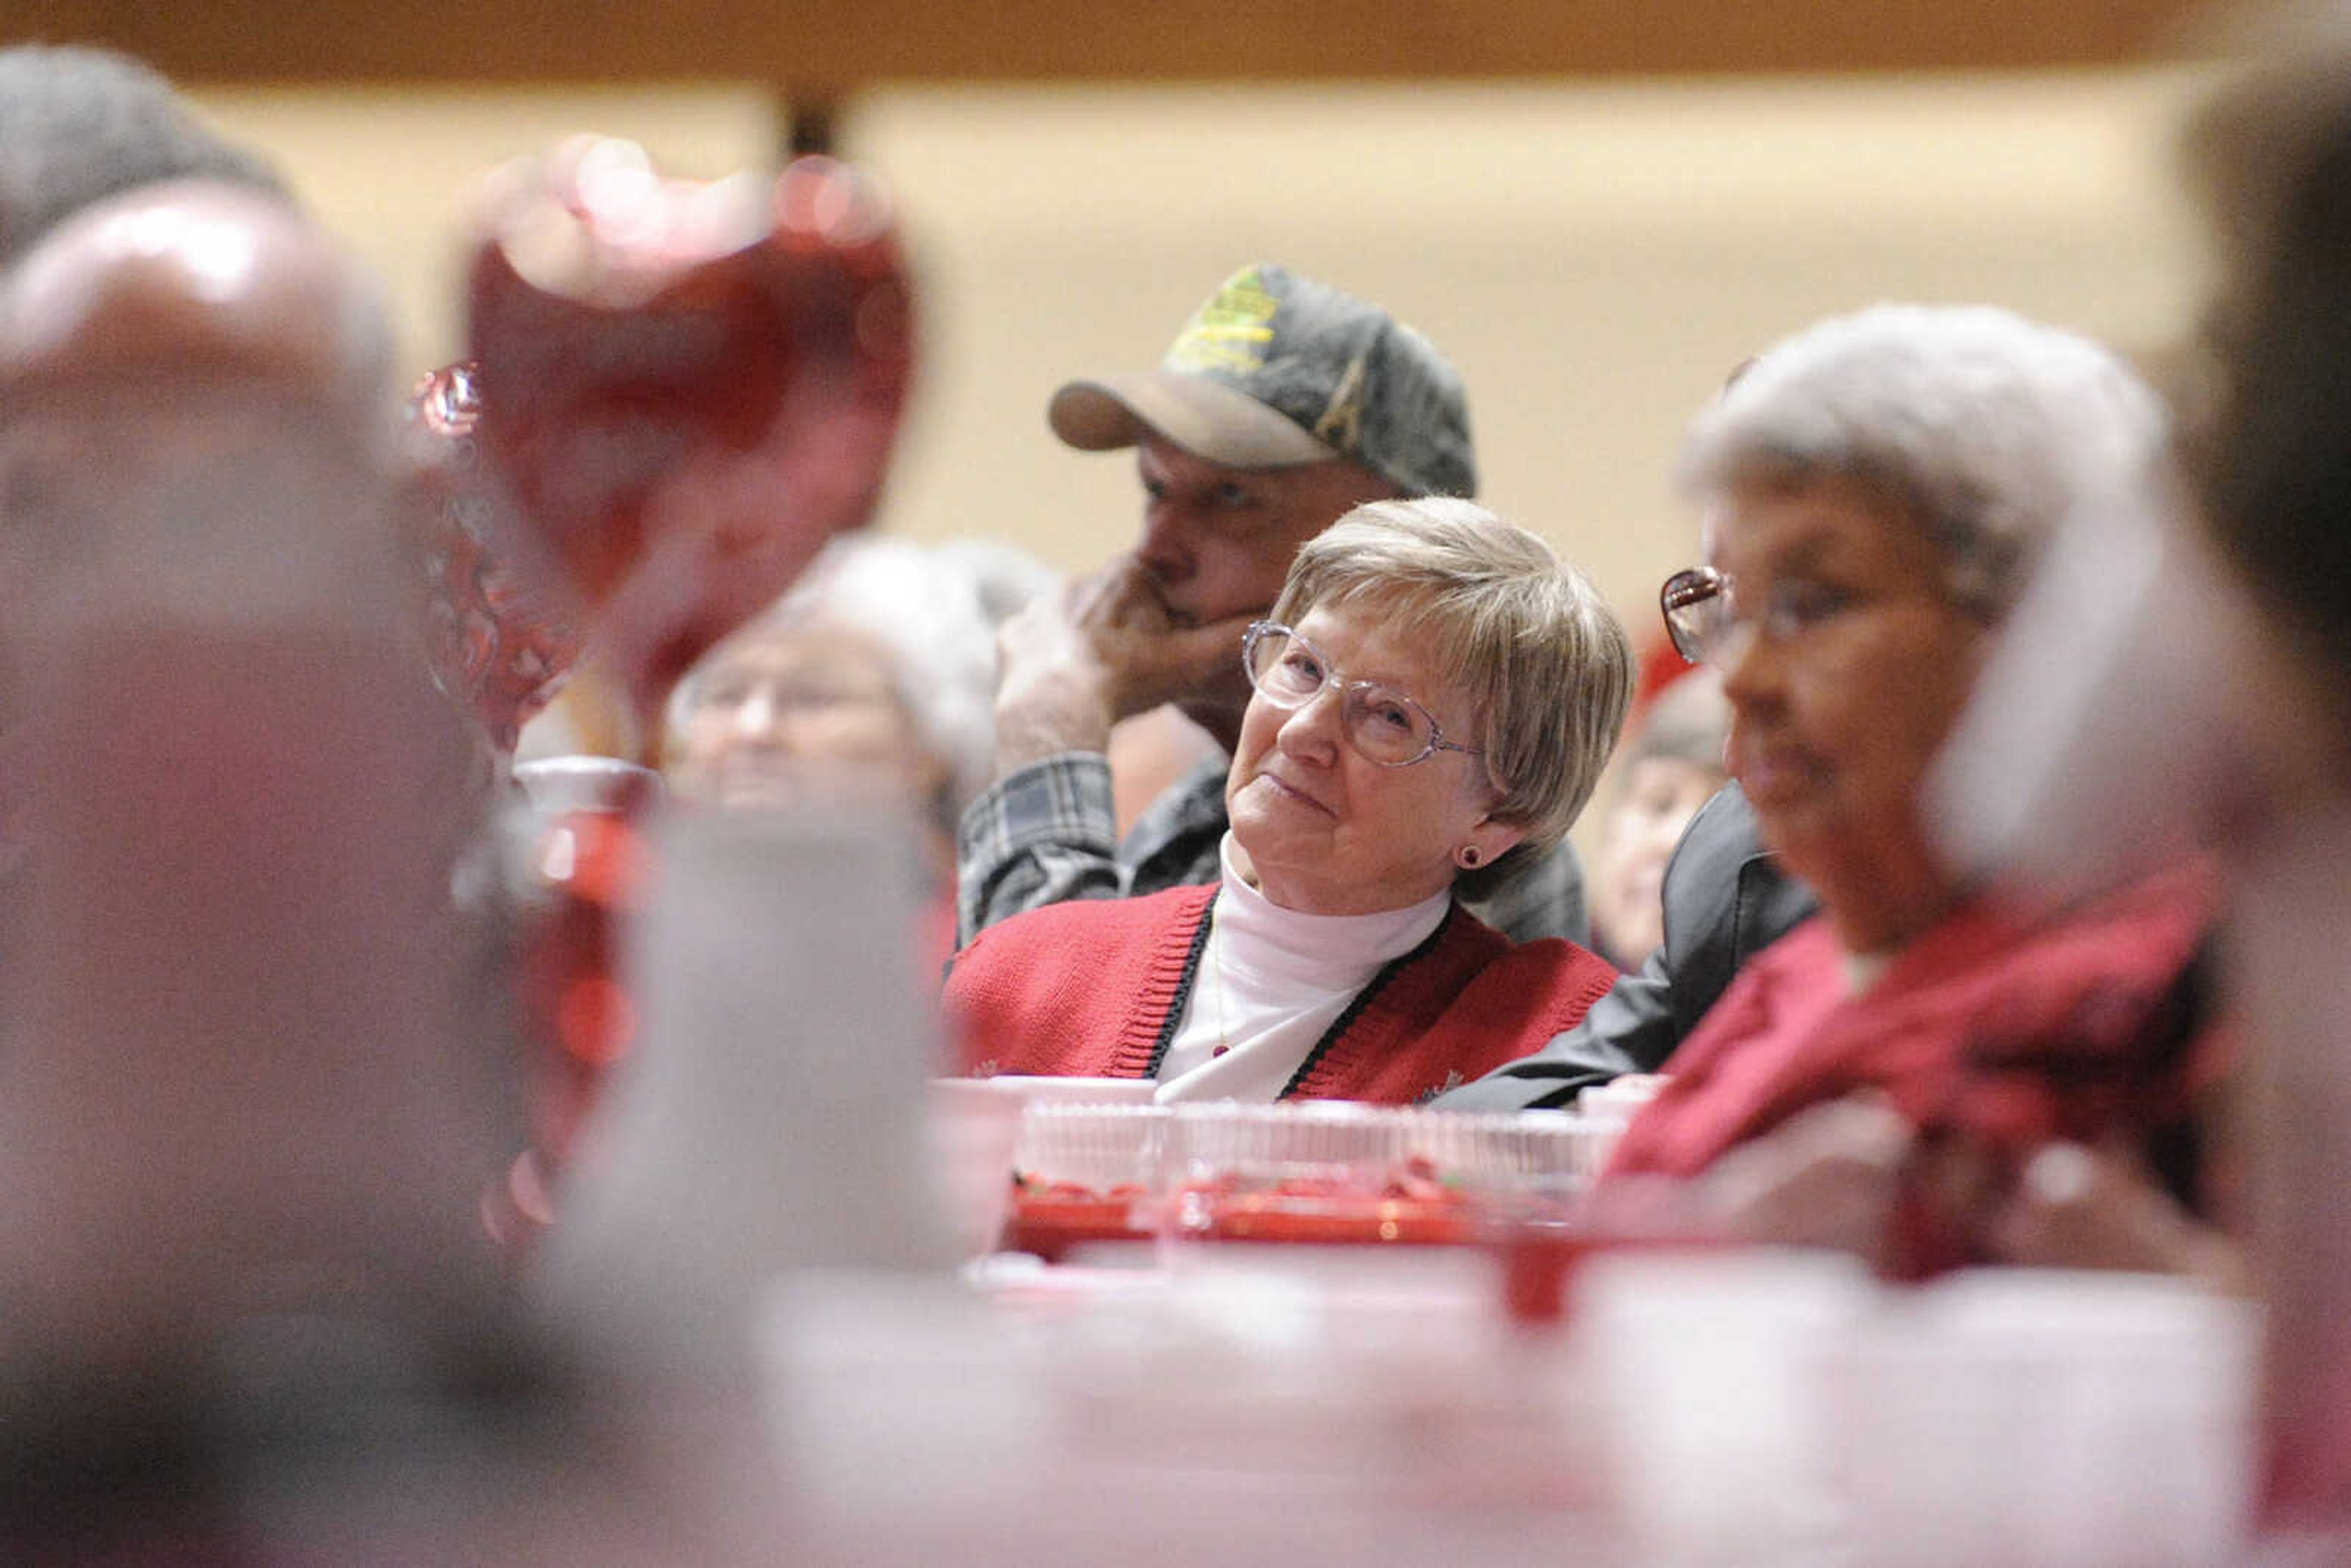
[1584,304,2240,1284]
[943,497,1631,1105]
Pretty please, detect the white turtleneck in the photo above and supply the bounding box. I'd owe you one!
[1154,835,1452,1103]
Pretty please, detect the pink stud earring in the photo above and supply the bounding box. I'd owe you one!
[1457,845,1483,869]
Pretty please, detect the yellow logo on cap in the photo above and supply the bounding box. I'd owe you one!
[1162,268,1279,376]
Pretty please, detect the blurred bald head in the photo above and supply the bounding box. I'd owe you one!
[0,179,408,682]
[0,179,391,426]
[0,44,288,275]
[0,182,507,1389]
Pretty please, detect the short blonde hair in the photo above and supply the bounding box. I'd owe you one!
[1270,496,1632,901]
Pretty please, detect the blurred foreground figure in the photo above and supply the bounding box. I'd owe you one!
[0,183,770,1567]
[1929,15,2351,1542]
[0,174,516,1348]
[0,176,498,1547]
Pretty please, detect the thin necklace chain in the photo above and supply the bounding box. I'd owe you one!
[1205,905,1232,1057]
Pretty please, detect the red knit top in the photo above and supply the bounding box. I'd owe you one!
[942,884,1621,1105]
[1603,863,2225,1274]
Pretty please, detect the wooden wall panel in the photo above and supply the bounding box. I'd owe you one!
[12,0,2206,88]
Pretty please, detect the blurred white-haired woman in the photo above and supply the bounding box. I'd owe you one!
[1600,304,2235,1283]
[664,533,1056,964]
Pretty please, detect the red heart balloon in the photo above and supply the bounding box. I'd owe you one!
[465,139,915,760]
[408,361,585,757]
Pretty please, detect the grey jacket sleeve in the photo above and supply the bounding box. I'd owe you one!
[1431,941,1681,1109]
[1431,784,1818,1111]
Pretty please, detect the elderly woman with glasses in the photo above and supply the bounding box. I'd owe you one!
[1595,304,2236,1281]
[943,497,1630,1105]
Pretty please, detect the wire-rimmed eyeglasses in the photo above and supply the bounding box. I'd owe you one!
[1660,566,1736,665]
[1663,565,1875,667]
[1242,621,1484,768]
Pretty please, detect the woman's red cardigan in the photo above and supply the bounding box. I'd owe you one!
[942,883,1620,1105]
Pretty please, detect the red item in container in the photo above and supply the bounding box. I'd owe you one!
[1172,1157,1477,1247]
[1000,1174,1154,1262]
[1192,1191,1471,1247]
[514,789,658,1177]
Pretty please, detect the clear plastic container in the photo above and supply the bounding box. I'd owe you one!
[998,1102,1170,1261]
[1161,1103,1597,1248]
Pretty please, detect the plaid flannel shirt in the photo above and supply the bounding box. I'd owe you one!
[956,752,1228,947]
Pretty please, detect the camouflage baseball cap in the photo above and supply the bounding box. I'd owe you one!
[1048,263,1476,498]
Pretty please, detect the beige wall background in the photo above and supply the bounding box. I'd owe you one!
[194,67,2215,637]
[194,69,2218,849]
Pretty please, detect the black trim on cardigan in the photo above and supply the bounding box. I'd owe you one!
[1142,896,1218,1079]
[1278,902,1464,1100]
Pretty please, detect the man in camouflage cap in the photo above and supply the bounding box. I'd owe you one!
[956,263,1587,948]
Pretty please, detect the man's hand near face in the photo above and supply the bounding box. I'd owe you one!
[990,552,1258,773]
